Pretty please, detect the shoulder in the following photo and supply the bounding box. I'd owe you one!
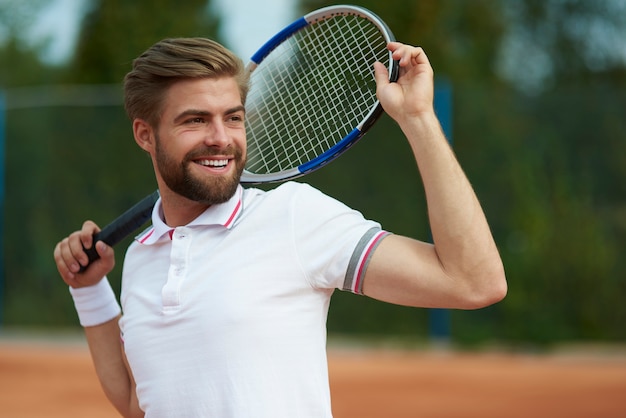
[242,181,332,206]
[245,181,320,195]
[241,181,367,227]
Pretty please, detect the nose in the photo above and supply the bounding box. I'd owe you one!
[203,120,230,148]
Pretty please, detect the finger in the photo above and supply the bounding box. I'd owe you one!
[54,239,78,284]
[373,61,390,86]
[407,47,430,69]
[69,220,102,268]
[389,44,429,68]
[386,41,404,52]
[95,240,112,260]
[387,42,412,62]
[79,220,101,250]
[87,240,116,279]
[66,230,90,269]
[410,47,431,67]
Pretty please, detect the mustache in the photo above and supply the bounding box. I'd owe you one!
[184,145,244,160]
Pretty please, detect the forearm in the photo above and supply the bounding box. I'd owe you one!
[70,280,142,417]
[84,318,142,417]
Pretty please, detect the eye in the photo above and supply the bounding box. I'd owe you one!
[227,113,244,124]
[180,115,207,125]
[187,117,205,124]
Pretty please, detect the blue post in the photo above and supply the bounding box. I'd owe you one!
[429,79,453,345]
[435,79,453,141]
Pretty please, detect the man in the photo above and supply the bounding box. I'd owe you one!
[54,37,506,417]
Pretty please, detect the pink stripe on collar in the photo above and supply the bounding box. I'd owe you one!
[138,228,155,244]
[223,198,242,229]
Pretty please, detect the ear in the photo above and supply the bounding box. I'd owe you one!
[133,119,155,152]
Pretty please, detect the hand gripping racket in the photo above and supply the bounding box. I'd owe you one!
[80,5,398,270]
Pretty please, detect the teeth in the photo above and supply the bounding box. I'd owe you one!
[198,159,228,167]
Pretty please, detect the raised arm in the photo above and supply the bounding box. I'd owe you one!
[363,43,506,309]
[53,222,143,417]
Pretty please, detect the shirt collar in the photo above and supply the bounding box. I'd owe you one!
[135,185,244,245]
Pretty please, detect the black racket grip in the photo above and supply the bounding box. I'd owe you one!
[80,191,159,272]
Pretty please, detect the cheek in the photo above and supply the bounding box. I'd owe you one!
[160,131,198,155]
[176,129,205,145]
[236,131,247,151]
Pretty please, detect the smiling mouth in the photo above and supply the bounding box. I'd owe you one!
[195,159,229,168]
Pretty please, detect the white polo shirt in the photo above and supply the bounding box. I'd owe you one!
[119,181,389,418]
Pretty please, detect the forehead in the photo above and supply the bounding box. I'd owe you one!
[163,77,242,113]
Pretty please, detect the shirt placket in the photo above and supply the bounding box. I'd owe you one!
[162,227,192,312]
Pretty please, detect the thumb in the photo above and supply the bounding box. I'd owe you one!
[96,240,108,255]
[92,240,115,271]
[373,61,390,88]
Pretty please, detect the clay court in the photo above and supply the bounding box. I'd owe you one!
[1,335,625,417]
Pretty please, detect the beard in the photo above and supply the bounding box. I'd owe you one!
[155,135,245,206]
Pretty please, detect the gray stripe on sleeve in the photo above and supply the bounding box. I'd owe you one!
[343,227,388,294]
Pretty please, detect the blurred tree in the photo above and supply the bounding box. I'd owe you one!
[497,0,626,93]
[299,0,506,86]
[0,38,58,86]
[0,0,60,86]
[67,0,220,83]
[0,0,45,46]
[452,83,626,345]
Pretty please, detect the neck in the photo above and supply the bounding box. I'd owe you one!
[158,188,211,227]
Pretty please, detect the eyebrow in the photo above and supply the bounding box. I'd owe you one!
[173,106,246,124]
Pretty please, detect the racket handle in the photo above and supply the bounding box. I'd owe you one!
[80,191,159,272]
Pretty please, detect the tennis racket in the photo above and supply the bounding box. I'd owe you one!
[80,4,398,270]
[80,191,159,271]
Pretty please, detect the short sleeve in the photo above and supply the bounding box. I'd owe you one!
[289,183,389,294]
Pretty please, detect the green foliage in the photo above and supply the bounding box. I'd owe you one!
[0,38,61,86]
[67,0,220,83]
[3,105,155,325]
[0,2,60,86]
[451,81,626,345]
[501,0,626,88]
[300,0,507,85]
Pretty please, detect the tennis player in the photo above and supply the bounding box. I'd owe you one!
[54,37,506,417]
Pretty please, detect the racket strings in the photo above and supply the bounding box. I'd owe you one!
[245,14,390,175]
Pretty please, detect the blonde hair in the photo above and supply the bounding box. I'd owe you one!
[124,38,249,127]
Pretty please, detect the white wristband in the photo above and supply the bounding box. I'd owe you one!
[69,277,121,327]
